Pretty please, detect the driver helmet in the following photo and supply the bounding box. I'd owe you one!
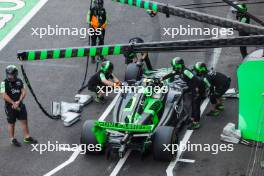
[124,37,144,62]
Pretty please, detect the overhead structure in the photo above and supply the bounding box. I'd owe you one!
[17,35,264,61]
[112,0,264,35]
[222,0,264,26]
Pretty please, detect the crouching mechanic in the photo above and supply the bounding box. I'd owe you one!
[193,62,231,117]
[88,61,120,103]
[0,65,38,147]
[161,57,207,130]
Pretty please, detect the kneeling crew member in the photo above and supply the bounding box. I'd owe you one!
[88,61,120,103]
[0,65,38,147]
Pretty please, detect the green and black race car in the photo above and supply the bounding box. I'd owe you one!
[80,61,190,161]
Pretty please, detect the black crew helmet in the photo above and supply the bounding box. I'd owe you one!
[6,65,18,79]
[124,37,144,62]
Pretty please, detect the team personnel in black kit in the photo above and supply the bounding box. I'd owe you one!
[161,57,209,130]
[235,3,250,58]
[0,65,37,147]
[89,0,107,63]
[88,61,120,103]
[193,62,231,117]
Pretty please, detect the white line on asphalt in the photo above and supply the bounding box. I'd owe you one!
[209,8,234,69]
[177,159,195,163]
[43,146,82,176]
[166,99,209,176]
[200,98,210,116]
[110,150,132,176]
[166,130,193,176]
[43,93,121,176]
[99,93,121,121]
[166,7,233,176]
[0,0,49,51]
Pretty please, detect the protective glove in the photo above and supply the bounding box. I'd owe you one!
[114,82,121,88]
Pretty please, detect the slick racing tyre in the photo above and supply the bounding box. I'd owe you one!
[125,63,143,82]
[153,126,178,161]
[80,120,104,154]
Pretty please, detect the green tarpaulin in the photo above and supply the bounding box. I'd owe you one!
[238,57,264,142]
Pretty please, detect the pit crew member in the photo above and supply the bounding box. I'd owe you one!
[89,0,107,63]
[0,65,38,147]
[88,61,120,103]
[235,3,250,58]
[161,57,208,130]
[193,62,231,117]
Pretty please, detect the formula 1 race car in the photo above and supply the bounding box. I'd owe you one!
[80,65,189,161]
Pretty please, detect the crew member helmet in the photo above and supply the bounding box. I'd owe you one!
[193,62,208,75]
[6,65,18,80]
[171,57,184,72]
[100,61,113,73]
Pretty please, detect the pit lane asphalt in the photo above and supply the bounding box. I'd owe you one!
[0,0,263,176]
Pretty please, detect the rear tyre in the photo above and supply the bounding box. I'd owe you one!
[80,120,104,154]
[153,126,178,161]
[124,63,143,82]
